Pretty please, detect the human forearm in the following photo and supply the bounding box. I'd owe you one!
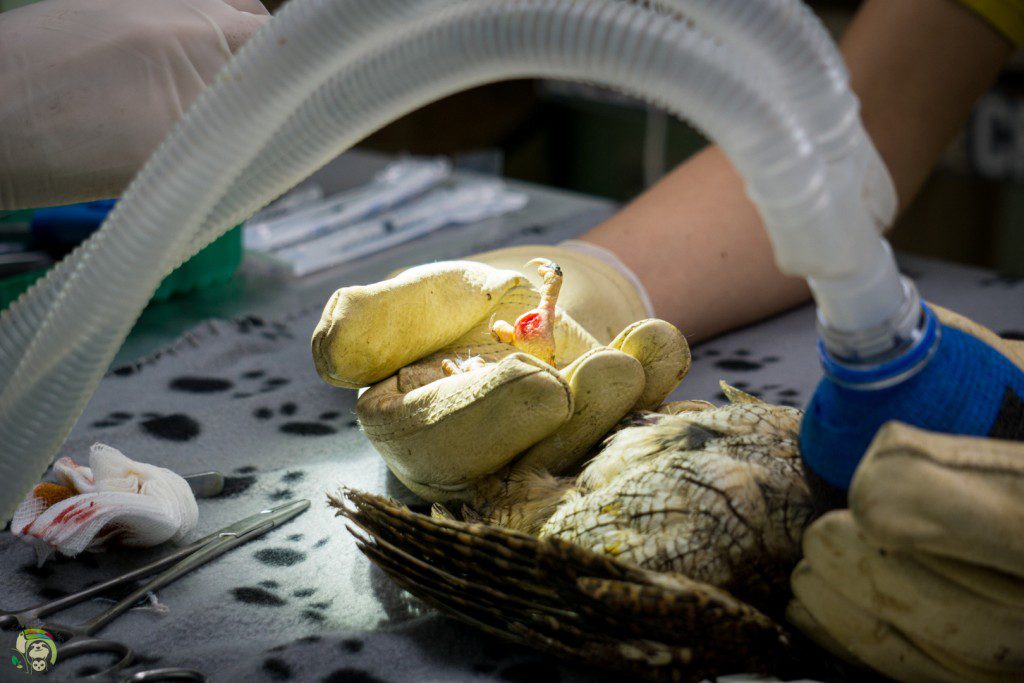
[581,0,1012,342]
[582,148,808,342]
[842,0,1012,203]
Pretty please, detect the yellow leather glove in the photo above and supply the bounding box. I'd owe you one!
[786,313,1019,679]
[788,315,1024,682]
[312,244,689,501]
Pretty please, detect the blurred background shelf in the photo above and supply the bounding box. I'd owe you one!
[2,0,1020,274]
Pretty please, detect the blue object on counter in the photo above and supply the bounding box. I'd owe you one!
[1,200,243,311]
[31,199,117,256]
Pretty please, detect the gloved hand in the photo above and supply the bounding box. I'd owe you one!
[0,0,269,210]
[312,244,689,501]
[788,313,1024,682]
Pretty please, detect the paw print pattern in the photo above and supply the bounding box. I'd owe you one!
[715,381,802,408]
[231,586,287,606]
[220,467,318,502]
[248,525,331,570]
[234,315,296,341]
[89,411,201,442]
[232,572,333,622]
[169,368,291,400]
[700,348,780,372]
[253,403,350,436]
[220,465,259,498]
[261,636,370,683]
[266,469,308,502]
[253,547,307,567]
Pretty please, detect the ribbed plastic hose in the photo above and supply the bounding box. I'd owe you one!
[0,0,869,522]
[658,0,892,208]
[0,0,459,522]
[180,0,905,340]
[658,0,906,338]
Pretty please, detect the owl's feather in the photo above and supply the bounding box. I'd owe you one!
[331,384,816,680]
[333,488,800,682]
[468,387,812,610]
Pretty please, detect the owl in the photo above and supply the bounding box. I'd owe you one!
[333,384,819,682]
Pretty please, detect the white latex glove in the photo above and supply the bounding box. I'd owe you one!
[0,0,269,210]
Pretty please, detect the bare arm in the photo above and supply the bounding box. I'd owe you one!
[580,0,1012,342]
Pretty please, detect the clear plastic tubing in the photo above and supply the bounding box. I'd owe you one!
[0,0,898,521]
[197,0,909,351]
[658,0,911,353]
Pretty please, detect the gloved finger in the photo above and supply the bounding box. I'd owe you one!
[220,0,271,16]
[609,319,689,410]
[784,598,866,669]
[205,4,271,53]
[851,421,1024,578]
[313,262,526,388]
[515,347,645,474]
[356,353,572,501]
[913,553,1024,608]
[931,303,1024,370]
[789,564,964,683]
[803,510,1024,670]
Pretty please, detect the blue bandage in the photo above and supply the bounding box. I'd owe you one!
[801,314,1024,508]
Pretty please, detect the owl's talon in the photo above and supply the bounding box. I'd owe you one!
[443,356,487,375]
[526,258,563,284]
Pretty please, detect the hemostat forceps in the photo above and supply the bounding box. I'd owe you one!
[1,499,310,678]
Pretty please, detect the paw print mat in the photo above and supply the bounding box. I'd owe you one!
[0,253,1020,682]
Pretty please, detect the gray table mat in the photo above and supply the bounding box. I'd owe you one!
[1,253,1021,682]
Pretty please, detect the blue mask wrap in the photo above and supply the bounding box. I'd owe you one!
[801,302,1024,511]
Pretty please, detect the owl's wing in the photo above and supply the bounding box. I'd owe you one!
[332,488,803,683]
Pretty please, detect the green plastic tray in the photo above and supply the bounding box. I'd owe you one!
[0,224,243,312]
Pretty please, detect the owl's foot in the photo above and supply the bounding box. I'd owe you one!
[491,258,562,366]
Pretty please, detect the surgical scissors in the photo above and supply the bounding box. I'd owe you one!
[1,499,309,678]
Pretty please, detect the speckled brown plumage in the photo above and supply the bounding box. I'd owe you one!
[330,384,816,680]
[462,383,813,612]
[333,489,798,681]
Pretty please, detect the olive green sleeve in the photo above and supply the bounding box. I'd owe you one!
[953,0,1024,46]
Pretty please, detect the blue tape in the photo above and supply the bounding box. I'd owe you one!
[801,323,1024,491]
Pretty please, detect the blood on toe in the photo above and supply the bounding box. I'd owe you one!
[516,312,543,338]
